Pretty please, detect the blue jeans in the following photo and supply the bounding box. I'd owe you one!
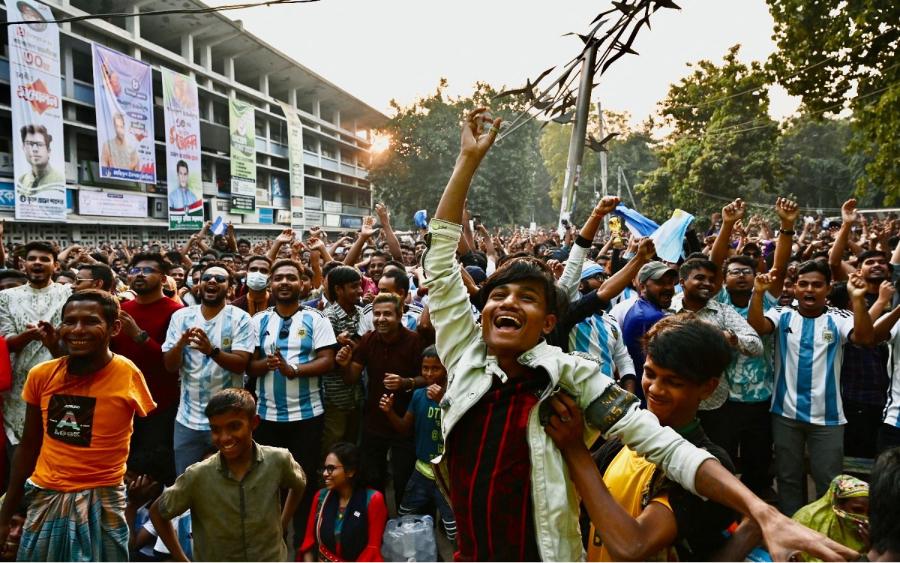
[399,467,457,541]
[173,420,213,476]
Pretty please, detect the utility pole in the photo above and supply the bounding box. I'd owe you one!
[597,100,609,232]
[558,42,598,232]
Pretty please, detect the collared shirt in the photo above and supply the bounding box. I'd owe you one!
[423,218,714,562]
[619,297,669,403]
[157,443,306,562]
[0,282,72,443]
[18,166,65,192]
[841,293,889,406]
[569,311,635,381]
[168,187,199,211]
[714,287,778,403]
[356,302,422,335]
[162,305,256,430]
[252,306,337,422]
[322,301,363,409]
[671,293,764,410]
[765,306,854,426]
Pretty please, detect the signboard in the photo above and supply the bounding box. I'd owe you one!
[270,175,288,209]
[305,210,323,227]
[0,182,15,210]
[229,98,255,213]
[304,195,322,210]
[162,68,203,230]
[323,200,342,214]
[9,0,66,221]
[277,101,304,231]
[78,190,147,218]
[340,215,363,229]
[92,44,156,183]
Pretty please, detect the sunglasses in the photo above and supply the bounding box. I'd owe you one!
[201,273,229,283]
[128,266,159,276]
[321,464,343,474]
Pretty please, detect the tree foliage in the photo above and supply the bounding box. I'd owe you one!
[368,80,551,229]
[766,0,899,203]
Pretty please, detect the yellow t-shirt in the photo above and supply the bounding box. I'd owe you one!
[587,446,677,562]
[22,355,156,492]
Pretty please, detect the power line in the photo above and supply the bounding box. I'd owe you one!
[3,0,320,27]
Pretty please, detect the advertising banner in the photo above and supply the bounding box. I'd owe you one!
[277,101,305,231]
[92,44,156,183]
[162,67,203,230]
[78,190,147,218]
[270,175,288,209]
[9,0,66,221]
[229,98,256,213]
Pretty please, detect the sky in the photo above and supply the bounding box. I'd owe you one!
[208,0,800,129]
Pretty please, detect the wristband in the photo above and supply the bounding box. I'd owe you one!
[208,346,221,359]
[780,229,796,236]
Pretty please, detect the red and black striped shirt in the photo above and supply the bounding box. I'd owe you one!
[446,368,549,561]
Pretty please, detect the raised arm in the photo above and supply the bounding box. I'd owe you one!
[343,218,376,266]
[374,203,403,262]
[267,228,294,263]
[847,273,875,346]
[768,197,799,298]
[710,199,745,289]
[748,273,776,336]
[558,196,620,301]
[597,238,654,303]
[873,303,900,343]
[829,199,858,282]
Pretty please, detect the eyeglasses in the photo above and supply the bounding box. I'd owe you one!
[128,266,160,276]
[278,317,293,340]
[727,268,755,277]
[321,464,343,474]
[24,141,46,149]
[201,273,229,283]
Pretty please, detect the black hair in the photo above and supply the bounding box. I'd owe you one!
[373,292,403,315]
[164,251,184,266]
[204,388,257,419]
[321,260,345,280]
[678,258,718,279]
[0,269,27,283]
[201,262,233,285]
[326,442,363,488]
[642,314,732,384]
[385,260,407,273]
[129,252,170,274]
[797,259,832,285]
[23,241,58,261]
[246,255,272,269]
[827,282,850,310]
[53,269,77,282]
[271,259,303,277]
[478,257,564,317]
[368,251,390,263]
[870,447,900,555]
[379,268,409,295]
[63,289,120,325]
[327,265,362,300]
[78,263,115,292]
[422,345,439,360]
[725,255,758,273]
[176,159,189,173]
[20,123,51,148]
[460,250,488,271]
[857,249,888,264]
[237,238,251,247]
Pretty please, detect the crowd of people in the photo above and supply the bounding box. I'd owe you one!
[0,108,896,562]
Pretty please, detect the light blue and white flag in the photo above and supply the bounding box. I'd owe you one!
[612,204,660,237]
[651,209,695,263]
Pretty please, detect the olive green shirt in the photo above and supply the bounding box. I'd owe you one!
[157,442,306,561]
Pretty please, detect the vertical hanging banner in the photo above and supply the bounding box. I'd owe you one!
[92,44,156,183]
[9,0,66,221]
[277,101,305,232]
[162,68,203,231]
[228,98,256,213]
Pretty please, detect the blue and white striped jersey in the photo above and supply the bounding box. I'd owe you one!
[764,306,854,426]
[163,305,256,431]
[569,312,635,381]
[253,306,337,422]
[356,302,422,335]
[883,324,900,427]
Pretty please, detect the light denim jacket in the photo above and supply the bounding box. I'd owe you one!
[423,218,715,562]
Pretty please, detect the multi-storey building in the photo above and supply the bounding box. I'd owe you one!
[0,0,386,247]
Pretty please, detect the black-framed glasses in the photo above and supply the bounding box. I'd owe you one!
[128,266,159,276]
[321,464,343,474]
[201,273,228,283]
[727,268,755,277]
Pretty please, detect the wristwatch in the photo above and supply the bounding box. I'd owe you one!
[208,346,221,359]
[133,330,149,344]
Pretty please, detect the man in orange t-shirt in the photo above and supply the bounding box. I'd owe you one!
[0,290,155,561]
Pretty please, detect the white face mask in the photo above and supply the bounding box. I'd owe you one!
[246,271,269,291]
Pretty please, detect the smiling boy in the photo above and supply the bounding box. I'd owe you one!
[422,108,857,561]
[0,290,155,561]
[150,388,307,562]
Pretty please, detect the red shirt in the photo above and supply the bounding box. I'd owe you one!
[446,368,548,562]
[111,297,182,414]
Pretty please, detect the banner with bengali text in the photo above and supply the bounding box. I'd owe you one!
[9,0,66,221]
[277,101,305,231]
[162,67,203,230]
[229,98,256,213]
[92,44,156,183]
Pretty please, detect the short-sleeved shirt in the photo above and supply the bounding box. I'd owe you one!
[352,328,424,437]
[252,307,337,422]
[570,312,635,381]
[156,443,306,562]
[162,305,256,431]
[407,388,443,478]
[620,297,669,403]
[322,301,363,409]
[765,306,854,425]
[714,287,778,403]
[882,324,900,427]
[23,355,156,492]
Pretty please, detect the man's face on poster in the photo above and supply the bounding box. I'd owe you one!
[114,114,126,140]
[23,132,49,170]
[177,165,189,189]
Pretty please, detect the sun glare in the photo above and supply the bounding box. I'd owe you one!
[371,133,391,154]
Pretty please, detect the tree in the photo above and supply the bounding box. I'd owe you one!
[766,0,899,203]
[368,80,550,228]
[637,46,779,220]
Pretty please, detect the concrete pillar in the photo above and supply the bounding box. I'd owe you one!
[62,45,74,99]
[181,34,194,77]
[126,4,140,40]
[312,99,321,119]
